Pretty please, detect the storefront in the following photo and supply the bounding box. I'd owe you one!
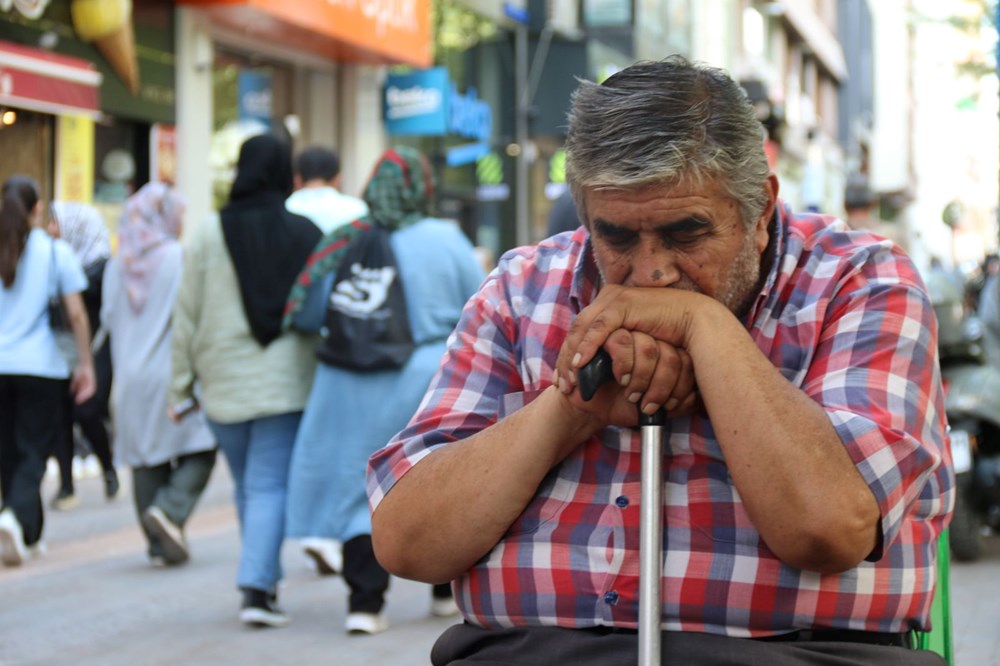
[382,0,591,256]
[175,0,433,227]
[1,0,176,235]
[0,39,101,201]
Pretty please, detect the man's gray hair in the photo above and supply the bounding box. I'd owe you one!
[565,56,771,229]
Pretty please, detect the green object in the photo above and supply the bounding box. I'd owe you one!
[915,528,954,664]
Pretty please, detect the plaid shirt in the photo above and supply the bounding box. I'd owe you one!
[368,203,953,637]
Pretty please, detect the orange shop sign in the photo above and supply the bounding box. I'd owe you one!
[181,0,432,67]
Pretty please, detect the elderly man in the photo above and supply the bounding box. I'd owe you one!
[368,57,952,665]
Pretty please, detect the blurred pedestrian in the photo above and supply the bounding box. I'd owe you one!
[170,134,321,627]
[284,146,485,634]
[47,201,119,509]
[545,187,580,237]
[102,183,217,567]
[0,175,95,567]
[286,145,369,235]
[979,257,1000,366]
[283,144,367,577]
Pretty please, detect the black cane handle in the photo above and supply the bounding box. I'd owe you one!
[578,347,667,424]
[577,348,615,401]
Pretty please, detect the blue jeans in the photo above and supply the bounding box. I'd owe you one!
[208,412,301,593]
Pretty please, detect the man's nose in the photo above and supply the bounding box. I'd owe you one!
[630,244,681,288]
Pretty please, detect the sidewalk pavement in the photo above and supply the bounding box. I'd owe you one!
[0,463,459,666]
[4,458,1000,665]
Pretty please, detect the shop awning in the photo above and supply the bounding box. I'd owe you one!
[180,0,432,67]
[0,41,102,119]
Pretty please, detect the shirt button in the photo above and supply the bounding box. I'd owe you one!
[615,495,629,508]
[603,590,619,605]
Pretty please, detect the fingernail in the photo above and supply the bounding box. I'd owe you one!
[620,373,631,387]
[567,370,576,385]
[558,374,573,394]
[666,399,679,411]
[642,402,660,415]
[628,392,642,404]
[553,370,561,390]
[572,353,582,367]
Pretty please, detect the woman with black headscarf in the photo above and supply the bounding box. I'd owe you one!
[170,134,321,628]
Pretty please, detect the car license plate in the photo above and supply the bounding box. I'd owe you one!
[950,430,973,474]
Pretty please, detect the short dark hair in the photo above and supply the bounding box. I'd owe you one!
[295,146,340,183]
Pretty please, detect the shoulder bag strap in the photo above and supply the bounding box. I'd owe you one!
[49,236,61,299]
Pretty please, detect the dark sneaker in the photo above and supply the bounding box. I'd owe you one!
[104,469,120,500]
[50,489,79,511]
[239,588,290,628]
[141,506,189,564]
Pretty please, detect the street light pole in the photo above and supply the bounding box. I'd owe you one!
[515,21,531,247]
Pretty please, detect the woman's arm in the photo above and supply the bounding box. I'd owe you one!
[62,290,95,404]
[169,233,205,407]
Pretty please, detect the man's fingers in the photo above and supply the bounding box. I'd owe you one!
[564,286,627,373]
[603,328,635,389]
[666,349,696,412]
[639,342,682,415]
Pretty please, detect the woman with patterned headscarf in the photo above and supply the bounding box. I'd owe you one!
[46,201,117,510]
[102,183,217,568]
[284,147,486,635]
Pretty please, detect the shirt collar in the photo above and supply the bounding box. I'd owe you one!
[744,202,787,326]
[570,227,601,313]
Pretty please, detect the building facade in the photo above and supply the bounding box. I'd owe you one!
[174,0,433,229]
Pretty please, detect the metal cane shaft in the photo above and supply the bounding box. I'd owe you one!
[639,422,664,666]
[576,349,665,665]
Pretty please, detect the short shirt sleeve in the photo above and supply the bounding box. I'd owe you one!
[53,238,88,296]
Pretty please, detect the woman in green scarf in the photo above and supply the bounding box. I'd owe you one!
[284,147,486,634]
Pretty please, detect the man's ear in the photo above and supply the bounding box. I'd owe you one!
[293,174,303,190]
[333,175,343,190]
[755,174,779,253]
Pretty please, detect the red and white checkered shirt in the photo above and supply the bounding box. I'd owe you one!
[368,203,953,636]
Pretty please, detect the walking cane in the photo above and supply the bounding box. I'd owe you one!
[579,348,665,666]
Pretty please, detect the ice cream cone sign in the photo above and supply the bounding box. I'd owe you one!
[71,0,139,94]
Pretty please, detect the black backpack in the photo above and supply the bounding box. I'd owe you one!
[316,223,415,371]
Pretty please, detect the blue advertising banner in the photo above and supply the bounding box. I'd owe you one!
[384,67,449,136]
[238,70,273,127]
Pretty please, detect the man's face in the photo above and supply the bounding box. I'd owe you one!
[584,177,775,317]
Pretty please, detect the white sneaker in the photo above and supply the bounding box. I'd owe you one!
[430,597,460,617]
[301,537,342,576]
[345,612,389,635]
[0,508,27,567]
[141,506,189,565]
[26,540,46,560]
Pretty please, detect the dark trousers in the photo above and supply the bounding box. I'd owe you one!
[343,534,391,614]
[0,374,66,545]
[53,343,114,493]
[132,449,217,558]
[342,534,453,614]
[431,624,949,666]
